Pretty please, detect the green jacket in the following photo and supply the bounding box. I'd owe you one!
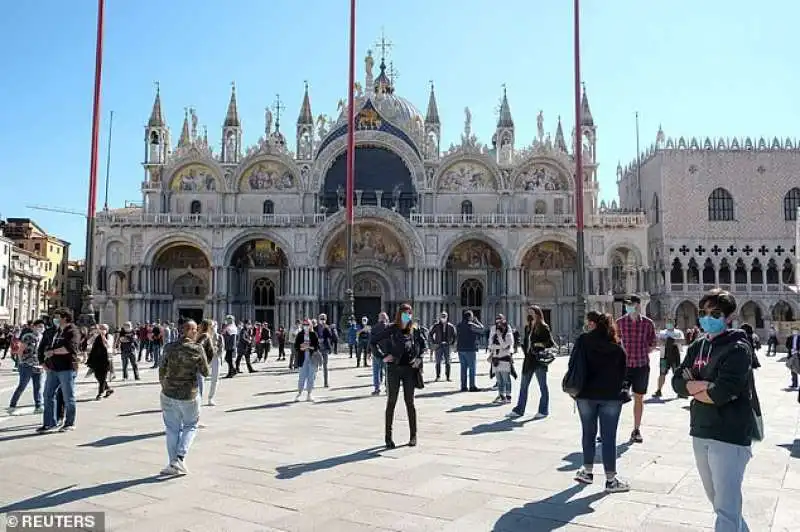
[159,337,209,400]
[672,329,754,446]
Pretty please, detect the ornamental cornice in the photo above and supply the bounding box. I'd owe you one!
[433,150,506,192]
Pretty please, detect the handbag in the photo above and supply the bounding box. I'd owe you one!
[414,366,425,389]
[534,347,555,365]
[311,350,323,368]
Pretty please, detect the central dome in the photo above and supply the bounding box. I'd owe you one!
[372,93,424,131]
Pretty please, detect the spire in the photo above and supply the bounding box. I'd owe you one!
[425,82,440,124]
[148,82,164,127]
[580,83,594,127]
[554,116,567,152]
[178,108,191,147]
[374,58,394,95]
[297,81,313,125]
[497,85,514,128]
[224,83,240,127]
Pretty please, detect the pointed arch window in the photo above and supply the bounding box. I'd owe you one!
[189,200,202,214]
[263,200,275,215]
[669,258,683,284]
[651,193,660,223]
[460,278,483,308]
[686,258,700,284]
[253,278,276,306]
[783,258,795,284]
[718,258,731,285]
[734,258,747,284]
[701,258,715,284]
[766,259,779,285]
[784,188,800,221]
[460,200,473,217]
[708,188,734,221]
[751,259,763,285]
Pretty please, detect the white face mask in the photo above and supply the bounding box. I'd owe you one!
[302,325,310,332]
[440,318,447,323]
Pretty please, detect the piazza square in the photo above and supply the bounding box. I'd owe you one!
[0,347,798,532]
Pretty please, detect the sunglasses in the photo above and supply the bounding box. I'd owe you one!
[698,309,725,319]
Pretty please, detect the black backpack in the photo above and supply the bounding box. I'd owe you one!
[562,335,587,398]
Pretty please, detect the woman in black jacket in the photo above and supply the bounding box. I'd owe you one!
[86,324,114,400]
[572,311,629,493]
[508,305,554,419]
[294,319,320,402]
[370,303,426,449]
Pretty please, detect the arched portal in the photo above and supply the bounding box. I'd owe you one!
[675,300,698,331]
[740,301,764,329]
[772,301,795,322]
[228,239,288,324]
[442,240,503,321]
[320,146,417,216]
[153,244,211,322]
[351,271,391,322]
[519,241,578,336]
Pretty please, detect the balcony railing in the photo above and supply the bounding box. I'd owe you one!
[10,259,43,277]
[409,212,647,228]
[96,212,326,227]
[670,282,798,294]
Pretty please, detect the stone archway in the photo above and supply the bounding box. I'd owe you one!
[519,241,578,336]
[228,238,289,324]
[740,301,764,329]
[674,300,699,331]
[772,300,795,322]
[153,244,211,322]
[442,239,503,322]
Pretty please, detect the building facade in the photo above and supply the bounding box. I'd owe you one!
[66,260,85,318]
[618,131,800,333]
[93,52,648,337]
[7,247,46,324]
[2,218,70,311]
[0,232,11,323]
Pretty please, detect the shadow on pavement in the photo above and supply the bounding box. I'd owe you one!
[275,446,386,479]
[557,442,632,472]
[77,431,164,448]
[0,475,169,513]
[777,440,800,458]
[492,484,606,531]
[0,431,43,444]
[226,400,296,413]
[416,389,462,400]
[461,416,541,435]
[118,409,161,417]
[447,402,505,413]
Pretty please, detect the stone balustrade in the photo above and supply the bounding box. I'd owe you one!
[409,212,647,228]
[96,212,326,227]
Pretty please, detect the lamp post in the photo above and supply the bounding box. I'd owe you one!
[344,0,357,320]
[79,0,105,328]
[572,0,587,331]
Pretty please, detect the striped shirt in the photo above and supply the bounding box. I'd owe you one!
[616,314,656,368]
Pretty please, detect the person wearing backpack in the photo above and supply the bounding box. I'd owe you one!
[570,311,630,493]
[672,288,757,532]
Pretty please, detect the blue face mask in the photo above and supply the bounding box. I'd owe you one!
[625,305,636,315]
[401,313,412,326]
[699,316,727,335]
[52,318,61,327]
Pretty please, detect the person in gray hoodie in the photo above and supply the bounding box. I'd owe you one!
[456,310,485,392]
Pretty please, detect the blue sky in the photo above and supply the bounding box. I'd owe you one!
[1,0,794,259]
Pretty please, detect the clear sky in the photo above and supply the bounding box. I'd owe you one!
[1,0,795,259]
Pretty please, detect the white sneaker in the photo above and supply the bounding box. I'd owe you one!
[306,393,314,403]
[533,413,548,420]
[172,458,189,474]
[506,410,522,419]
[207,399,216,406]
[294,393,302,402]
[6,407,16,415]
[160,464,179,475]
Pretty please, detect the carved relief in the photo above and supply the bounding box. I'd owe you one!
[106,242,124,267]
[353,275,383,296]
[241,161,295,191]
[169,164,219,192]
[522,242,577,270]
[231,240,287,268]
[446,240,502,269]
[438,161,496,192]
[130,235,143,263]
[515,165,564,191]
[328,224,405,266]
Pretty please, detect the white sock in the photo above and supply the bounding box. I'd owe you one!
[584,465,594,474]
[606,472,616,482]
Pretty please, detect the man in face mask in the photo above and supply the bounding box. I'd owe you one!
[369,312,390,395]
[356,316,372,368]
[8,319,46,415]
[616,295,656,443]
[653,320,685,398]
[786,329,800,389]
[429,312,456,382]
[37,309,80,433]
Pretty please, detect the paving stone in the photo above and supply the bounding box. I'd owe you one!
[0,347,797,531]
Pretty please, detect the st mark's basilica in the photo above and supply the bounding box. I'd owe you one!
[92,49,649,337]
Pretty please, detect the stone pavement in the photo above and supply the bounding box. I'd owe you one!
[0,347,798,532]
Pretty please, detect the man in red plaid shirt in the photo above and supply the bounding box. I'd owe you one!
[616,295,656,444]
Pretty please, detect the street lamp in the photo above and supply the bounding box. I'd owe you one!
[572,0,587,332]
[344,0,357,320]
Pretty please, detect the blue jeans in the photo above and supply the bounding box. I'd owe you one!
[196,373,204,401]
[298,356,317,392]
[43,370,77,427]
[372,355,385,392]
[10,365,42,408]
[576,399,623,473]
[321,349,330,387]
[458,351,477,389]
[693,437,751,532]
[496,371,512,397]
[160,393,200,464]
[436,344,451,380]
[514,367,549,415]
[151,343,162,366]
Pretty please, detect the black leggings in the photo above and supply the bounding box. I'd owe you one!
[385,364,417,440]
[94,369,110,397]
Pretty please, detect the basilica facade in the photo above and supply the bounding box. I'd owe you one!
[92,52,648,337]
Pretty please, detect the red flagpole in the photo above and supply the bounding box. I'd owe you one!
[81,0,105,323]
[573,0,587,323]
[344,0,357,318]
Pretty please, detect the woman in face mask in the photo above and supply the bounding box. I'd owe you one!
[7,320,46,414]
[672,288,757,531]
[369,303,427,449]
[86,324,114,400]
[294,319,320,402]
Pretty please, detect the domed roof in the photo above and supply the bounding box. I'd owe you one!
[373,93,424,131]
